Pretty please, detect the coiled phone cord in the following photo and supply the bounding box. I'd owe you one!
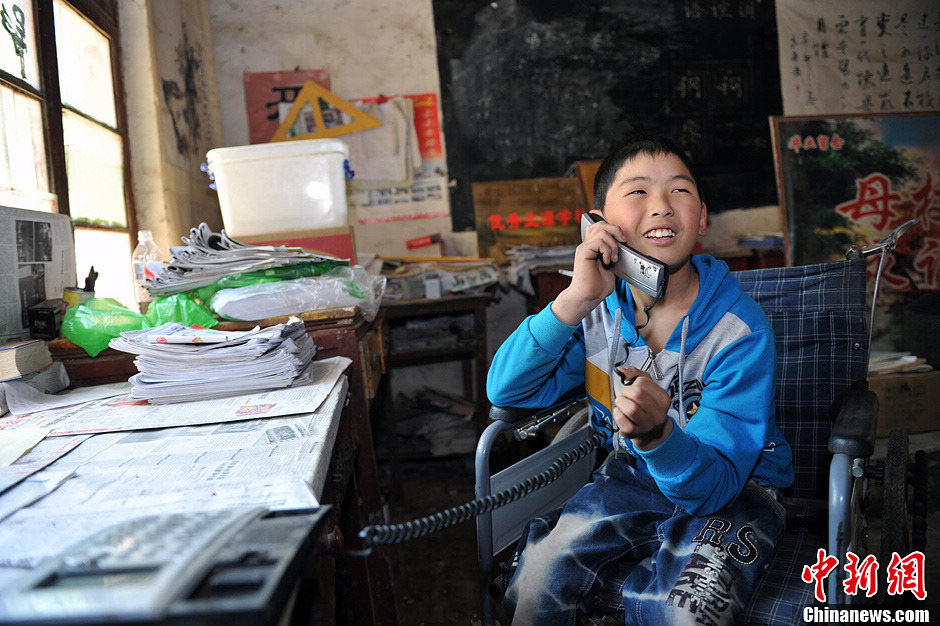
[358,429,607,549]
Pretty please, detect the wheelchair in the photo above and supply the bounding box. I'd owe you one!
[475,230,928,624]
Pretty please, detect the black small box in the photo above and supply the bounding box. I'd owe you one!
[28,298,66,340]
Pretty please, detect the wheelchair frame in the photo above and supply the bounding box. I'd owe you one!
[475,223,922,624]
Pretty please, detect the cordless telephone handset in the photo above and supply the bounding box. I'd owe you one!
[580,212,668,299]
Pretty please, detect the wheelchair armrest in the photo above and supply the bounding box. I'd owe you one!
[488,389,587,425]
[827,383,878,458]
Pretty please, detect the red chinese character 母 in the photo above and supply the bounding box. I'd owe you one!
[835,173,902,230]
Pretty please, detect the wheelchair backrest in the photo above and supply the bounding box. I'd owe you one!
[735,258,869,500]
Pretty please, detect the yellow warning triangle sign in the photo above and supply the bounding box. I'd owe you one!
[270,80,382,142]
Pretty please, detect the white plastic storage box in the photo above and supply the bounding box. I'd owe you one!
[206,139,350,238]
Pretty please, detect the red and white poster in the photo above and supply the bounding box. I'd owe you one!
[242,69,331,144]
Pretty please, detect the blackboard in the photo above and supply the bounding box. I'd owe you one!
[433,0,784,231]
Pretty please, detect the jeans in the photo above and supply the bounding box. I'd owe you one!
[504,454,786,626]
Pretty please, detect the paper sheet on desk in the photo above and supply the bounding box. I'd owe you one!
[0,435,91,493]
[0,468,73,522]
[4,382,130,416]
[0,356,350,436]
[0,428,51,466]
[0,384,345,568]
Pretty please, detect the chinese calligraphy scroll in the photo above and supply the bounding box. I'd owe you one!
[776,0,940,115]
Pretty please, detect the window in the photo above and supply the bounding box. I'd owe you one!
[0,0,135,306]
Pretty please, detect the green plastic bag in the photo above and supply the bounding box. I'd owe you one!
[190,261,346,303]
[61,298,149,357]
[144,293,218,329]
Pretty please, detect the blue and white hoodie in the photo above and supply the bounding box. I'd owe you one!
[487,255,793,516]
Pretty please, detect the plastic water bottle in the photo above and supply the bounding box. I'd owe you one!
[132,230,162,308]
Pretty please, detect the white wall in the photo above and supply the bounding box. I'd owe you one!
[207,0,442,147]
[205,0,480,257]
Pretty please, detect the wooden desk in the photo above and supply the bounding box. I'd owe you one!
[215,309,397,625]
[381,292,492,433]
[379,292,492,496]
[47,308,398,625]
[0,378,348,625]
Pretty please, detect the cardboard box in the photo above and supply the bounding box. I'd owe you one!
[27,299,66,340]
[236,226,356,262]
[869,370,940,437]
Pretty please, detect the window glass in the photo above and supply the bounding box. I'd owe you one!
[0,83,48,196]
[53,0,116,127]
[63,108,126,227]
[73,227,134,308]
[0,0,40,88]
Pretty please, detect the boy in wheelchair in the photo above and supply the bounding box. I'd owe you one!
[487,136,795,625]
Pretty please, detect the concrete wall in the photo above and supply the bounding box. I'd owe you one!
[205,0,477,257]
[119,0,223,255]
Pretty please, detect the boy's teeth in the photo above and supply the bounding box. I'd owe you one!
[644,228,676,238]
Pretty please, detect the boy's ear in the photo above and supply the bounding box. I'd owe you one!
[698,202,708,236]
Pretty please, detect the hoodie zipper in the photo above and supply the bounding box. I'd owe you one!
[641,348,663,379]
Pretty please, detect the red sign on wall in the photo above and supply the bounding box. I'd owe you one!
[243,70,331,144]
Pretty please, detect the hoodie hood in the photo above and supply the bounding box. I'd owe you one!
[605,255,742,354]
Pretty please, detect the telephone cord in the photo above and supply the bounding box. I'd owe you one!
[357,430,606,549]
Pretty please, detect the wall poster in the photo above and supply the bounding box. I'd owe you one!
[771,112,939,309]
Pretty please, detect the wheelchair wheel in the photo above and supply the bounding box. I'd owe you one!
[879,429,910,569]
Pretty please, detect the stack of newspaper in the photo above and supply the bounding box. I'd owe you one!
[109,318,316,404]
[146,223,341,297]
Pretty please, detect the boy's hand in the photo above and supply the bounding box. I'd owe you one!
[613,366,673,451]
[551,213,623,325]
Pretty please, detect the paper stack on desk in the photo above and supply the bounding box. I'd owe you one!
[109,318,316,404]
[146,223,342,297]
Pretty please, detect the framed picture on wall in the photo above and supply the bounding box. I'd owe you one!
[770,112,939,304]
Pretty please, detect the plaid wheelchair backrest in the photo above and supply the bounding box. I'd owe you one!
[735,259,869,500]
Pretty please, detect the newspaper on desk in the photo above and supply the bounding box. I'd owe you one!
[145,223,341,297]
[0,356,350,436]
[0,376,347,569]
[0,435,91,493]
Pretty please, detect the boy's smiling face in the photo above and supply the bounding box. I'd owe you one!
[601,152,707,271]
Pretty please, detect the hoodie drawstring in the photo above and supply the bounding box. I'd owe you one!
[677,315,690,428]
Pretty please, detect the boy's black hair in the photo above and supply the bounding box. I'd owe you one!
[593,136,702,212]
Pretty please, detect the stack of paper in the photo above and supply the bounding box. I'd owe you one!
[869,351,933,375]
[109,319,316,404]
[146,223,341,297]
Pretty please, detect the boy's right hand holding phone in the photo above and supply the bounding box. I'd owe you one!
[552,212,625,325]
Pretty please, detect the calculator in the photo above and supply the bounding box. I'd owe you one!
[0,506,330,625]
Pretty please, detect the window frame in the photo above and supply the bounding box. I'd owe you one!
[0,0,136,237]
